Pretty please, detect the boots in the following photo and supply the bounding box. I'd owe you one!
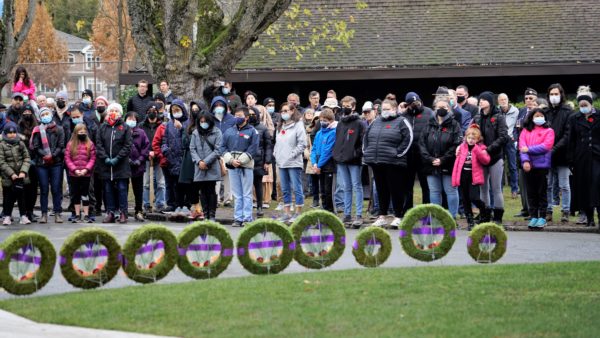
[466,214,475,231]
[561,210,569,224]
[39,213,48,224]
[492,208,504,226]
[103,212,116,223]
[257,206,264,217]
[479,207,492,223]
[118,211,128,224]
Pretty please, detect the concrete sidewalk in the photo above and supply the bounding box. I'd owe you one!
[0,309,176,338]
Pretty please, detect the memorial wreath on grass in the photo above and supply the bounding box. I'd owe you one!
[467,222,507,263]
[237,219,295,275]
[177,221,234,279]
[399,204,456,262]
[290,210,346,269]
[352,226,392,268]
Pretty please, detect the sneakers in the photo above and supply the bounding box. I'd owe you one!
[232,220,244,227]
[372,216,389,227]
[351,216,363,229]
[561,211,569,224]
[135,211,145,222]
[390,217,402,229]
[277,214,291,223]
[256,207,264,217]
[20,215,31,225]
[189,210,205,220]
[180,207,191,216]
[576,213,588,225]
[262,203,270,209]
[103,212,116,223]
[311,200,320,208]
[342,215,352,226]
[174,207,182,215]
[118,211,128,224]
[275,203,285,211]
[84,215,94,223]
[528,218,539,228]
[3,216,11,226]
[68,213,78,222]
[536,218,547,228]
[288,213,300,224]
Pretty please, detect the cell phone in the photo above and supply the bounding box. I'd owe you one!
[215,80,225,87]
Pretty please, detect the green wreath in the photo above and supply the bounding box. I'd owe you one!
[352,226,392,268]
[236,219,295,275]
[290,210,346,269]
[59,228,121,289]
[177,221,234,279]
[0,231,56,296]
[122,224,178,284]
[399,204,456,262]
[467,222,507,264]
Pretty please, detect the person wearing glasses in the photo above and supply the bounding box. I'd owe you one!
[514,88,539,220]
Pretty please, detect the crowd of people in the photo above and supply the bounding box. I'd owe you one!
[1,66,599,231]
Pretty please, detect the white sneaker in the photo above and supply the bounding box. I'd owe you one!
[275,203,284,211]
[180,207,191,216]
[262,203,270,209]
[372,216,389,227]
[20,215,31,225]
[2,216,11,226]
[390,217,402,229]
[174,207,182,215]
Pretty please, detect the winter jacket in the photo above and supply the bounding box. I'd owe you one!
[78,102,95,119]
[404,106,434,153]
[12,80,36,101]
[310,122,337,173]
[418,116,462,175]
[190,127,223,182]
[140,117,162,146]
[500,105,519,141]
[472,108,509,165]
[30,123,65,166]
[129,127,150,177]
[5,106,22,125]
[332,113,366,165]
[519,126,555,169]
[452,142,490,187]
[95,120,133,180]
[152,123,168,167]
[460,102,479,120]
[65,141,96,177]
[274,121,307,169]
[220,123,259,168]
[127,93,152,120]
[179,130,196,183]
[568,111,600,165]
[251,120,273,174]
[53,109,72,144]
[546,103,573,167]
[363,114,413,167]
[161,121,187,176]
[0,138,31,187]
[452,104,472,132]
[210,96,236,134]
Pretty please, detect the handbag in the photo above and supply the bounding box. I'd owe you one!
[200,134,227,177]
[305,134,315,174]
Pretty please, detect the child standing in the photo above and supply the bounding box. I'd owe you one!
[452,125,491,230]
[64,124,96,222]
[0,122,31,225]
[519,108,555,229]
[310,108,338,213]
[125,112,150,221]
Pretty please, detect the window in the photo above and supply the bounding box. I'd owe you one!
[86,79,102,92]
[85,52,101,69]
[68,53,74,63]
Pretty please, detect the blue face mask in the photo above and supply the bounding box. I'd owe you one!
[72,117,83,125]
[235,117,246,126]
[222,87,230,95]
[0,112,5,120]
[82,97,92,105]
[126,120,137,128]
[200,122,209,130]
[580,106,592,114]
[267,106,275,114]
[41,115,52,124]
[213,106,225,115]
[533,117,545,126]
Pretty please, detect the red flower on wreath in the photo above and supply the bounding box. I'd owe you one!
[348,129,355,134]
[588,117,594,123]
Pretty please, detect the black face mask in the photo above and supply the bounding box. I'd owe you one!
[456,96,466,104]
[249,115,258,124]
[436,108,449,117]
[148,112,157,120]
[77,134,87,141]
[57,101,66,109]
[22,114,33,121]
[96,106,106,113]
[341,107,352,115]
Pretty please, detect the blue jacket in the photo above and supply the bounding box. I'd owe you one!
[210,96,236,134]
[220,122,259,160]
[161,99,189,176]
[310,122,337,172]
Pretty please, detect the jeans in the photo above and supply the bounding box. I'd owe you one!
[427,174,459,218]
[279,167,304,207]
[104,179,129,214]
[547,166,571,212]
[229,168,254,222]
[143,161,166,209]
[337,164,363,217]
[36,164,63,214]
[334,175,344,209]
[504,141,519,193]
[162,168,178,209]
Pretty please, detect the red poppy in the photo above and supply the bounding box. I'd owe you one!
[239,133,245,137]
[385,125,391,129]
[588,117,594,123]
[281,130,286,135]
[348,129,355,134]
[417,114,422,119]
[442,127,447,132]
[490,117,496,123]
[118,125,124,131]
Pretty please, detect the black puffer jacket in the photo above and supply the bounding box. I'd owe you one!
[30,123,65,166]
[333,113,366,165]
[95,119,133,180]
[418,116,462,175]
[472,108,509,165]
[546,103,573,167]
[126,93,152,120]
[363,114,413,167]
[250,114,273,174]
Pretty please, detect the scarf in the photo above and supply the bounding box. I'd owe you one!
[30,122,56,156]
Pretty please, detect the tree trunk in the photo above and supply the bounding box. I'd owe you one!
[116,0,124,99]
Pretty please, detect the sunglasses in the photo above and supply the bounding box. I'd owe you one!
[525,96,536,101]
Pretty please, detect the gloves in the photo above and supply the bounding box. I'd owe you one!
[129,159,141,166]
[105,158,119,166]
[105,158,113,165]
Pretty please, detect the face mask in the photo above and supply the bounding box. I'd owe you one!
[77,134,87,141]
[320,121,330,128]
[96,106,106,114]
[126,120,137,128]
[281,113,291,121]
[381,110,395,119]
[267,106,275,114]
[200,122,209,130]
[173,112,183,119]
[82,97,92,105]
[222,87,230,95]
[436,108,448,117]
[457,96,466,104]
[580,106,591,114]
[22,114,33,121]
[57,101,66,109]
[235,117,246,126]
[341,107,352,115]
[249,115,258,124]
[449,99,455,107]
[106,113,119,126]
[72,117,83,125]
[148,112,157,120]
[549,95,561,105]
[533,116,545,126]
[213,106,225,115]
[41,115,52,124]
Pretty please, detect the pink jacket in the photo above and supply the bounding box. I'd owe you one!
[12,80,36,101]
[452,142,491,187]
[65,141,96,177]
[518,126,555,169]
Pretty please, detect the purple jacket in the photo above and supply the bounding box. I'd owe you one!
[519,126,555,169]
[129,127,150,177]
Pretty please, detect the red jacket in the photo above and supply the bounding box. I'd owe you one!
[64,141,96,177]
[152,123,168,167]
[452,142,490,187]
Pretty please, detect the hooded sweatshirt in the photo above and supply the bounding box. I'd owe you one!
[210,96,235,134]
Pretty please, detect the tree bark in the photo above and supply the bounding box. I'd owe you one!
[127,0,292,103]
[116,0,125,99]
[0,0,38,96]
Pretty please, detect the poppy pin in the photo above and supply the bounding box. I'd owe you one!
[281,130,286,135]
[588,117,594,123]
[442,127,447,132]
[118,125,124,131]
[490,117,496,123]
[239,133,245,137]
[417,114,422,119]
[348,129,354,134]
[385,125,391,129]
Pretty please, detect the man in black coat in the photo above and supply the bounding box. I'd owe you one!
[127,79,152,121]
[456,85,479,120]
[249,107,273,217]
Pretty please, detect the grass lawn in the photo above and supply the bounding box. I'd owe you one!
[2,261,600,337]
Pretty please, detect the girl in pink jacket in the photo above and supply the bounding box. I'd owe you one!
[12,66,36,101]
[65,124,96,223]
[518,108,555,229]
[452,125,491,230]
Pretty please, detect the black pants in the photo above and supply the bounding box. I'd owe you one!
[459,169,485,217]
[93,172,105,213]
[311,174,320,203]
[518,168,529,214]
[198,181,217,218]
[525,168,548,218]
[271,164,278,201]
[253,172,264,207]
[23,165,38,217]
[71,176,91,206]
[371,164,406,218]
[176,182,195,208]
[130,175,144,212]
[163,170,178,209]
[3,185,25,217]
[319,172,334,212]
[403,155,430,215]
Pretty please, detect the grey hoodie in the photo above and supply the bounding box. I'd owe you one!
[274,121,307,168]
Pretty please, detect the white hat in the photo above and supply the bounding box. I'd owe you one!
[322,98,339,109]
[362,101,373,112]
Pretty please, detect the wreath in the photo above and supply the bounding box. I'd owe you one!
[122,224,178,284]
[59,228,121,289]
[177,221,234,279]
[290,210,346,269]
[236,219,295,275]
[352,226,392,268]
[0,231,56,296]
[399,204,456,262]
[467,222,508,263]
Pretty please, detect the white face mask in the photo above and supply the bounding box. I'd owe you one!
[549,95,561,105]
[381,110,395,119]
